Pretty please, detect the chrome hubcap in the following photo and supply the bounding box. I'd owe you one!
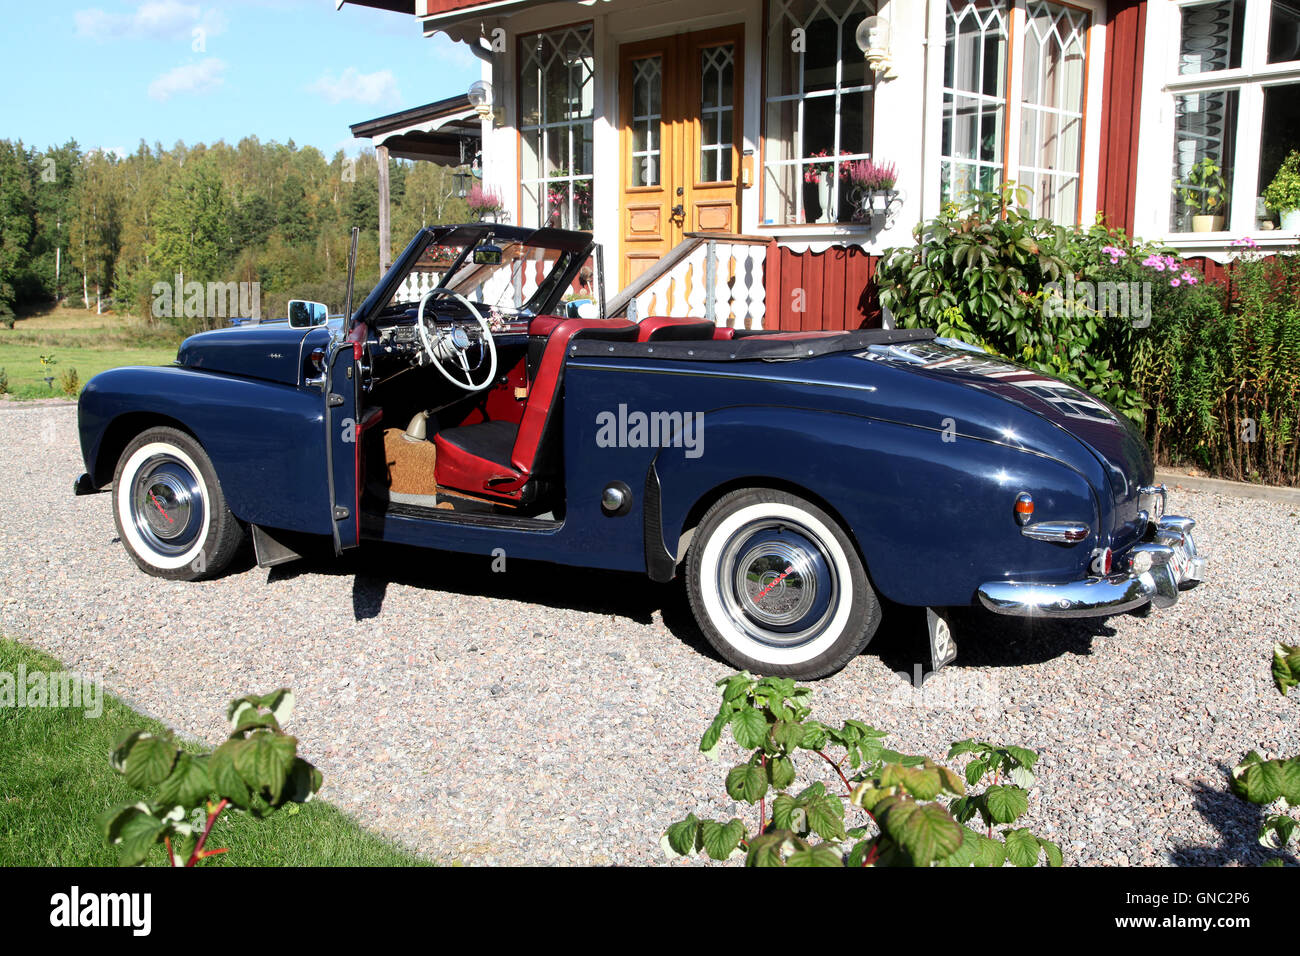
[717,522,837,648]
[131,454,204,556]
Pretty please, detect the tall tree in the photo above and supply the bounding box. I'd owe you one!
[150,152,229,285]
[68,149,122,312]
[0,140,36,324]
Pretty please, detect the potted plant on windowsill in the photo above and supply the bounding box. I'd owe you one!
[846,158,899,222]
[1180,157,1228,232]
[1263,149,1300,233]
[466,184,504,223]
[802,151,834,224]
[546,170,592,230]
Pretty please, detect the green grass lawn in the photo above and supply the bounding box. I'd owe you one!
[0,638,428,867]
[1,306,181,400]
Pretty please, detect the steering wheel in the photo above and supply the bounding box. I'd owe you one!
[416,289,499,393]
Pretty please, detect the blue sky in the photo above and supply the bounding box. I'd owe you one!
[0,0,480,157]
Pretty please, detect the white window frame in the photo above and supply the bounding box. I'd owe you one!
[1136,0,1300,255]
[760,0,878,229]
[517,24,597,231]
[938,0,1106,226]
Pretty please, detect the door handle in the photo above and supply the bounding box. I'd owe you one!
[671,203,685,222]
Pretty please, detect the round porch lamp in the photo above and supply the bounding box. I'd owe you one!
[855,16,896,79]
[468,80,494,121]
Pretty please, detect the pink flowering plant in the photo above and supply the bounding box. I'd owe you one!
[803,149,833,183]
[845,158,898,191]
[466,184,504,217]
[545,169,592,229]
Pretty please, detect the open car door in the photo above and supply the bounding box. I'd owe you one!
[325,339,365,554]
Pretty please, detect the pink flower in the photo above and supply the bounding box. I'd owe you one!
[1170,278,1181,287]
[1181,271,1197,285]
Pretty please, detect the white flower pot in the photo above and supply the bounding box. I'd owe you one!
[816,173,832,224]
[1191,215,1225,233]
[1281,208,1300,232]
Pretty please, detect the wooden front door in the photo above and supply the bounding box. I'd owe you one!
[618,25,744,288]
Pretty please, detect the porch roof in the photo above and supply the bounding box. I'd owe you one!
[337,0,573,27]
[349,94,480,164]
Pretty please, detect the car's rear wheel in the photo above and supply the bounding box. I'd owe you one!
[685,488,881,680]
[112,426,245,580]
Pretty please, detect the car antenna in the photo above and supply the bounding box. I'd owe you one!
[343,226,359,333]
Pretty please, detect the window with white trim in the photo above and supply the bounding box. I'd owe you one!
[1167,0,1300,234]
[941,0,1095,226]
[519,25,595,231]
[762,0,877,226]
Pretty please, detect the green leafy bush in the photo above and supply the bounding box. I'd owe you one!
[877,187,1142,421]
[1230,644,1300,864]
[98,689,321,866]
[879,188,1300,484]
[1215,248,1300,483]
[0,367,8,395]
[663,673,1060,867]
[58,366,79,396]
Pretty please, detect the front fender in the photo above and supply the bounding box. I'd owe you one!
[653,405,1100,607]
[78,365,332,535]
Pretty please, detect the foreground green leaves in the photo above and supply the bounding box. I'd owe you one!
[664,673,1061,867]
[1232,645,1300,862]
[99,689,321,866]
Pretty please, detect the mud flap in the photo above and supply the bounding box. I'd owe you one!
[926,607,958,672]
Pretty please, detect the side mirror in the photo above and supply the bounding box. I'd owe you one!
[288,300,328,328]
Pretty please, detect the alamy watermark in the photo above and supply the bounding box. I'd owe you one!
[152,274,260,322]
[595,404,705,459]
[1042,275,1153,329]
[0,663,102,717]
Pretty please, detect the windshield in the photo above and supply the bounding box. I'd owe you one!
[388,236,579,322]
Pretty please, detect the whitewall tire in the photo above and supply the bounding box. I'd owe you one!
[686,489,881,680]
[112,426,245,580]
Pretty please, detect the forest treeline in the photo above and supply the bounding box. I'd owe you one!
[0,136,472,330]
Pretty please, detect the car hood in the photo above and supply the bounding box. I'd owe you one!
[177,326,327,387]
[857,341,1153,547]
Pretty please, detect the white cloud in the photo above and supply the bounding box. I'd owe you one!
[307,68,402,106]
[148,57,227,101]
[75,1,226,43]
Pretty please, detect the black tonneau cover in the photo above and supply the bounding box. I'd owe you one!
[568,327,936,362]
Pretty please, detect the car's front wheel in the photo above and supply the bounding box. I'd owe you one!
[686,488,881,680]
[112,426,245,580]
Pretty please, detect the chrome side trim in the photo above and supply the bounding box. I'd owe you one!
[1021,520,1091,543]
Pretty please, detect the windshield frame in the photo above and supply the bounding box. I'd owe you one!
[351,224,596,333]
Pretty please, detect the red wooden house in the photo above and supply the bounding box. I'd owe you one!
[342,0,1300,329]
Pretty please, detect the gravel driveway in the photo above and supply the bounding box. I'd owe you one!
[2,401,1298,866]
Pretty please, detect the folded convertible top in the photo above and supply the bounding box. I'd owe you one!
[568,326,936,362]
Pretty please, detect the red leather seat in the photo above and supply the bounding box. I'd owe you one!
[635,316,716,342]
[434,316,638,504]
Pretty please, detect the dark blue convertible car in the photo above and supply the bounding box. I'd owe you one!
[75,224,1205,679]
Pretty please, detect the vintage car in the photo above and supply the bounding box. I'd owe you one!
[74,224,1205,679]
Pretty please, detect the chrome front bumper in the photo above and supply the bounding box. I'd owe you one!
[977,515,1206,619]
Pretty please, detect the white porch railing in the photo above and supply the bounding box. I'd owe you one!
[392,249,551,308]
[607,233,769,329]
[390,234,770,330]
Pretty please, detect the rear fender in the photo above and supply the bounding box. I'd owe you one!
[653,406,1100,607]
